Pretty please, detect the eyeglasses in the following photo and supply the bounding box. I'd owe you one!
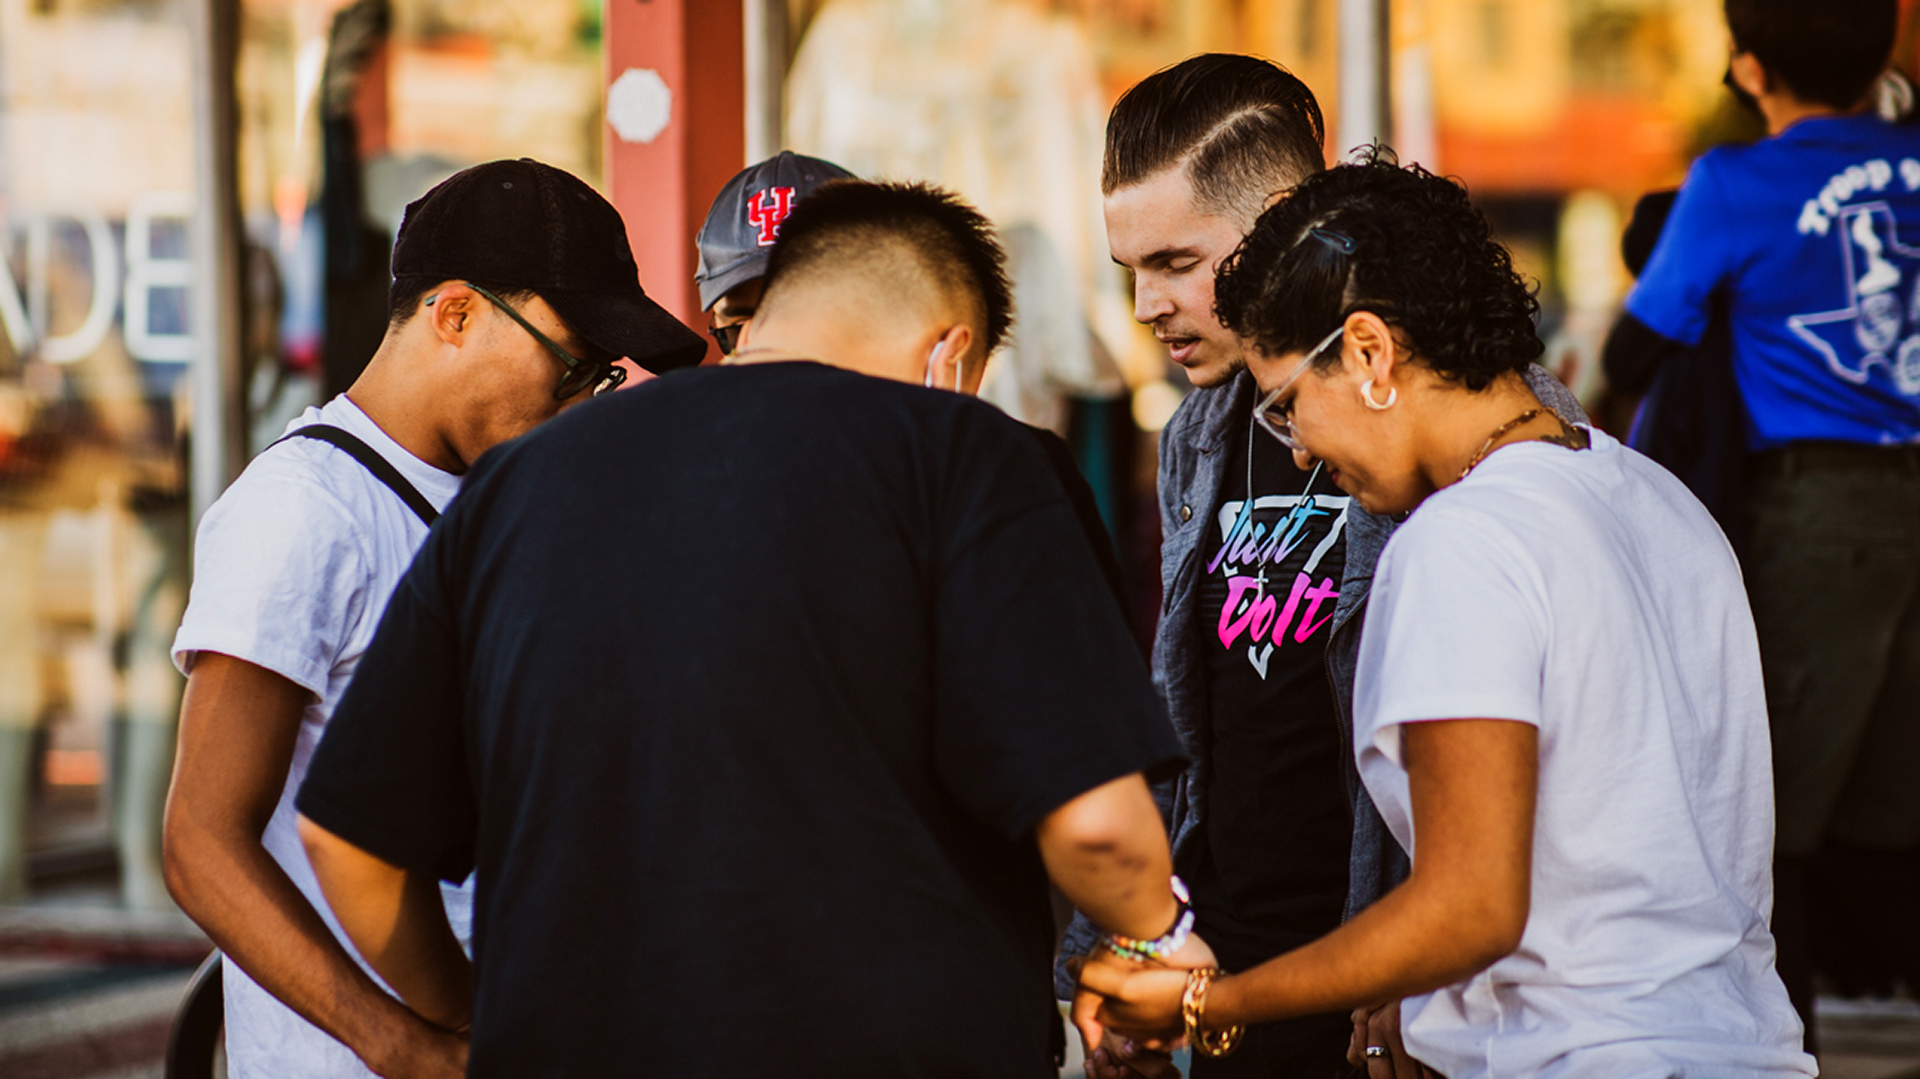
[458,283,628,400]
[1252,325,1344,452]
[709,321,744,355]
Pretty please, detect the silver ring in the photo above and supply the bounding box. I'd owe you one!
[1365,1045,1389,1059]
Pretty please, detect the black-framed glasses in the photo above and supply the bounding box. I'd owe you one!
[462,282,627,400]
[1252,325,1343,452]
[709,321,744,355]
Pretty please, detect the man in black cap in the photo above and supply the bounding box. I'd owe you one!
[163,158,702,1079]
[694,150,855,354]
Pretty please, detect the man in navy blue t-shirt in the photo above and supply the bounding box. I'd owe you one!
[1621,0,1919,1042]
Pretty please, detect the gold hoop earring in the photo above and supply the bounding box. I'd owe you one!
[1360,379,1398,411]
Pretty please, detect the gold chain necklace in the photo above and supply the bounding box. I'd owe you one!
[1457,408,1590,483]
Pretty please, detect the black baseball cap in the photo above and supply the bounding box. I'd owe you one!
[694,151,856,311]
[393,158,707,373]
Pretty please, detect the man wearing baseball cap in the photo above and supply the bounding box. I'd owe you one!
[695,150,855,354]
[163,158,702,1079]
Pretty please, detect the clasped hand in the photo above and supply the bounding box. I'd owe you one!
[1069,932,1217,1077]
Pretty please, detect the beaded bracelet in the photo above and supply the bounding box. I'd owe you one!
[1181,967,1243,1058]
[1101,875,1194,963]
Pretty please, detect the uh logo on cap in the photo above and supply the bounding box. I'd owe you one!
[748,186,797,247]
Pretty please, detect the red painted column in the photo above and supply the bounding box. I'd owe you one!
[604,0,744,363]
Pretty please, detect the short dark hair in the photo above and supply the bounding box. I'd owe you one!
[1102,53,1326,223]
[763,180,1014,354]
[1725,0,1897,110]
[388,276,537,332]
[1215,147,1542,392]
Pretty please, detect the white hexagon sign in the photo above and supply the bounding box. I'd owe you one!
[608,68,673,144]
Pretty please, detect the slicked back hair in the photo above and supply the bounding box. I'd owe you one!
[1725,0,1896,111]
[761,180,1014,354]
[1103,53,1327,224]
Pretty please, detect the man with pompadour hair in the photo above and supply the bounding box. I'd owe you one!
[1617,0,1919,1044]
[1068,55,1585,1078]
[1081,52,1365,1079]
[1103,53,1327,390]
[293,178,1198,1077]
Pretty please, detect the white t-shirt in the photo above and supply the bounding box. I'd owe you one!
[1353,427,1815,1079]
[173,395,472,1079]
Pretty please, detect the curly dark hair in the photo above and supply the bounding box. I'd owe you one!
[1214,147,1542,391]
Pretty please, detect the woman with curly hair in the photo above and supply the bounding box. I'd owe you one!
[1075,153,1815,1078]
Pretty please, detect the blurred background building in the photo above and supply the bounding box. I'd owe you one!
[2,0,1918,1073]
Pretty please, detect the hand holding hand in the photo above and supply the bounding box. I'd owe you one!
[1070,931,1219,1053]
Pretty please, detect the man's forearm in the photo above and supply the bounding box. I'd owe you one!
[1202,867,1516,1025]
[1037,774,1180,941]
[163,818,431,1062]
[166,653,463,1077]
[299,815,473,1031]
[1206,719,1536,1025]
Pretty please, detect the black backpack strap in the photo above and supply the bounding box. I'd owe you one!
[272,424,440,527]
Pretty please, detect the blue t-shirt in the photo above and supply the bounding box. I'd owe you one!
[1627,113,1920,449]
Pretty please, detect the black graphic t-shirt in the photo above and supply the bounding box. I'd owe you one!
[1184,419,1353,964]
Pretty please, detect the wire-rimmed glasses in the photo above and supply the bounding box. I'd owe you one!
[1251,325,1344,452]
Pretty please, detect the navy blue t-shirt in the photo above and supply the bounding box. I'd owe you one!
[297,362,1184,1078]
[1627,112,1920,449]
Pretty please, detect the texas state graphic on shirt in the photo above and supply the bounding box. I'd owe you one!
[1791,200,1920,395]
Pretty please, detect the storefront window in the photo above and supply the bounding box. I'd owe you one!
[0,0,198,908]
[0,0,608,911]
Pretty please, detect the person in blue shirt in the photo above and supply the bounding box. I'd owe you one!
[1619,0,1919,1049]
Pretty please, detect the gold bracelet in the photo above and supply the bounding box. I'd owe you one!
[1181,967,1244,1058]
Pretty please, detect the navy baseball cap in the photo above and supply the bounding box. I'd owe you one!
[694,151,857,311]
[393,158,707,373]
